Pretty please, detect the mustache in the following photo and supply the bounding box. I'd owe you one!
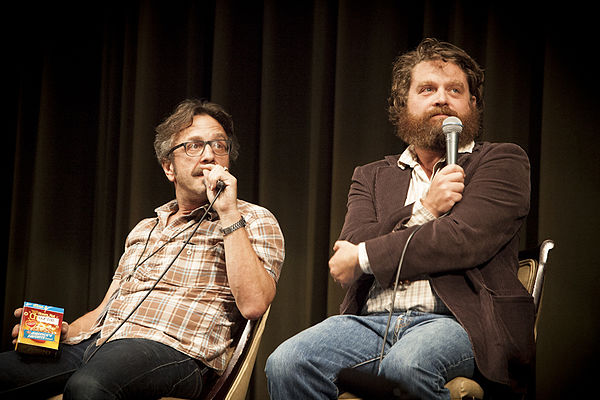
[426,106,458,119]
[191,168,208,177]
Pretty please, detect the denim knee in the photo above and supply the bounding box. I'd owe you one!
[265,342,298,382]
[63,371,115,400]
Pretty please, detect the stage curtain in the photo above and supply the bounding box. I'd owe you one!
[3,1,596,399]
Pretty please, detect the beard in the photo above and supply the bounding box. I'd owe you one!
[395,105,482,152]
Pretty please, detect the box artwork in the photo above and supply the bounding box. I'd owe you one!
[15,302,64,357]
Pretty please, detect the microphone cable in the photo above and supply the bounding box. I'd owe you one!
[377,223,424,370]
[85,182,226,362]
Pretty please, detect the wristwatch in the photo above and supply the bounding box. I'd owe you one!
[220,216,246,236]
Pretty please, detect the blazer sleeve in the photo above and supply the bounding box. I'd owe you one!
[339,163,414,244]
[365,143,530,287]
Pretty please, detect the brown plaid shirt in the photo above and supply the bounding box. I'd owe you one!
[65,199,284,372]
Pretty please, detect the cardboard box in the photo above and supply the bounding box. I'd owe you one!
[15,302,64,357]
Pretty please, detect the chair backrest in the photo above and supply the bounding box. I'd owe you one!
[517,239,554,340]
[202,306,270,400]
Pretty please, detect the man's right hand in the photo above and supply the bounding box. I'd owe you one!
[329,240,363,289]
[11,307,69,345]
[11,308,23,344]
[421,164,465,217]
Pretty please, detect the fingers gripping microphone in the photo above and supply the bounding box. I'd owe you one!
[215,180,226,191]
[442,116,463,165]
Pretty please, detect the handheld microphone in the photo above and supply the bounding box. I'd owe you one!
[215,180,226,191]
[442,116,463,165]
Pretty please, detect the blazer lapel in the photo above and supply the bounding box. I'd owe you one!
[374,155,411,219]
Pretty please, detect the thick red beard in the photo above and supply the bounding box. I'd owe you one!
[395,105,482,151]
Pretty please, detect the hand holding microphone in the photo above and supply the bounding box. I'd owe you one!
[199,164,239,217]
[215,179,226,191]
[421,117,465,217]
[199,164,232,192]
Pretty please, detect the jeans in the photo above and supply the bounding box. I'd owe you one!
[265,311,475,400]
[0,333,210,399]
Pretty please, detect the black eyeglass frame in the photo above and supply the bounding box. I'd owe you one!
[166,139,232,158]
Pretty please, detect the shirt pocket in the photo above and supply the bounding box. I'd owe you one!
[116,241,151,279]
[159,240,227,288]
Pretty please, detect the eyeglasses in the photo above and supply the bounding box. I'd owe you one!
[166,140,231,157]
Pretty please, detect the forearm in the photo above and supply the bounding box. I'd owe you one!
[63,310,102,341]
[63,279,120,342]
[339,167,413,243]
[366,143,531,284]
[221,211,276,320]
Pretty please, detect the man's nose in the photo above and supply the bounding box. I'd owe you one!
[433,89,448,106]
[199,143,215,162]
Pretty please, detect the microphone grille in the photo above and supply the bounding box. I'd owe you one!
[442,116,463,134]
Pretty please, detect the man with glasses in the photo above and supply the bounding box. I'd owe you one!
[0,99,285,399]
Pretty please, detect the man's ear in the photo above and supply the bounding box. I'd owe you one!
[162,160,175,182]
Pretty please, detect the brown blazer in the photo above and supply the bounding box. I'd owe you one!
[338,142,534,394]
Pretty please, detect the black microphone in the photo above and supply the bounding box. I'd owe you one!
[337,368,417,400]
[442,116,463,165]
[215,180,226,191]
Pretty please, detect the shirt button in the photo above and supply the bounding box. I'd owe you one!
[119,296,125,301]
[186,249,192,255]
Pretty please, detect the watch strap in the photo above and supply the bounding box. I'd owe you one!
[220,216,246,236]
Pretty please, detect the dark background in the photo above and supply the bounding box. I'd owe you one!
[3,1,598,399]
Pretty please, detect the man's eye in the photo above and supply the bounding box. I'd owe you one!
[189,142,204,149]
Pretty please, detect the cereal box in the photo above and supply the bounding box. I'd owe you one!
[15,302,64,357]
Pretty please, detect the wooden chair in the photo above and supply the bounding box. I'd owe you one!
[339,239,555,400]
[164,306,270,400]
[48,306,270,400]
[201,306,270,400]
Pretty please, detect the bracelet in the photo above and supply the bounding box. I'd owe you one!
[220,216,246,236]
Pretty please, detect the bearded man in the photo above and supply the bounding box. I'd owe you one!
[266,38,533,400]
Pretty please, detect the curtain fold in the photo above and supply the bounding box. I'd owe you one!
[3,1,596,399]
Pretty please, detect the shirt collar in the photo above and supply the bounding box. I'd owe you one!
[397,141,475,170]
[155,200,219,223]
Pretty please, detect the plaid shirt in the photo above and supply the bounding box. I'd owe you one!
[362,143,473,315]
[64,199,284,372]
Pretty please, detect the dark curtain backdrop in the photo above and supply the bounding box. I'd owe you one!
[3,1,598,399]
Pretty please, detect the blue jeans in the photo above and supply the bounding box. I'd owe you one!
[265,311,475,400]
[0,333,210,399]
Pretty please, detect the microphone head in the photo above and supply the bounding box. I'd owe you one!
[215,180,226,191]
[442,116,463,134]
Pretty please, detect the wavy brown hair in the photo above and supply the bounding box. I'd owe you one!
[388,38,484,129]
[154,99,240,163]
